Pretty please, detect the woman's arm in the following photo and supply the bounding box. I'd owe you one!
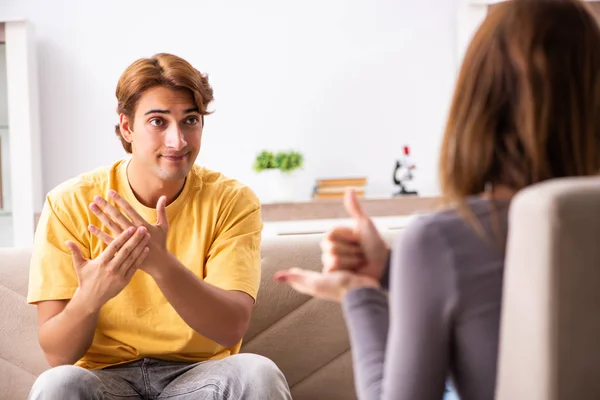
[342,218,458,400]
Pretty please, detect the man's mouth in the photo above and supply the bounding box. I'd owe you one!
[162,154,187,162]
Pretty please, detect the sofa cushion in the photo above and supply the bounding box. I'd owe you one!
[0,247,32,297]
[0,247,50,399]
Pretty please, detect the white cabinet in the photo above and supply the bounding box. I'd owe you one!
[0,20,43,247]
[262,215,419,237]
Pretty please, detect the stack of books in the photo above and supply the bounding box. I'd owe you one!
[312,177,367,200]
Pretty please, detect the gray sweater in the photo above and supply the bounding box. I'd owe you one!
[342,198,510,400]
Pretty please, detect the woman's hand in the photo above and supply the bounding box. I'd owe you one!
[274,268,380,303]
[321,190,390,281]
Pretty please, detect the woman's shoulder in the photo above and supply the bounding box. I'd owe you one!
[400,204,465,241]
[397,197,510,249]
[409,197,508,230]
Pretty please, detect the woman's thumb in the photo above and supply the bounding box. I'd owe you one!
[344,189,367,221]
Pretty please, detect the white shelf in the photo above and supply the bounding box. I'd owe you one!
[1,19,43,246]
[263,215,422,237]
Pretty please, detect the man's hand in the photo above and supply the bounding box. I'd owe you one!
[88,190,171,276]
[321,189,390,281]
[274,268,380,303]
[66,226,150,311]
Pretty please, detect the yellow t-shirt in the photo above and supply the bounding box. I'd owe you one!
[27,159,263,370]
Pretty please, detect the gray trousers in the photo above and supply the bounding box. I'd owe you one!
[29,354,292,400]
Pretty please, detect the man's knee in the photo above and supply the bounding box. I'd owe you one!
[242,354,282,377]
[29,365,101,400]
[230,354,290,394]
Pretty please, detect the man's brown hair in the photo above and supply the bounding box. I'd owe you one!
[114,53,214,153]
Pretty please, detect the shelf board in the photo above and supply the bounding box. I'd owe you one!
[261,196,440,222]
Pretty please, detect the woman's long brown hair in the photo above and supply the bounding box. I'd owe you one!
[440,0,600,210]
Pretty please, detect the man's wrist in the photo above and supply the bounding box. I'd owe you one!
[67,289,102,318]
[147,251,179,283]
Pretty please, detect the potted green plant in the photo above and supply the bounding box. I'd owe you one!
[253,150,305,203]
[253,150,304,173]
[253,151,278,172]
[275,151,303,174]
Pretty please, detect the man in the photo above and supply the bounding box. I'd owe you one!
[27,53,291,399]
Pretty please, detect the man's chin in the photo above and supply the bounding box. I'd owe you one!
[156,166,191,181]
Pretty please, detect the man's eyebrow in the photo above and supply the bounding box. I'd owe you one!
[144,109,170,115]
[143,107,199,115]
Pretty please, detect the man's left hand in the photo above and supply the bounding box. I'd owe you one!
[88,190,171,276]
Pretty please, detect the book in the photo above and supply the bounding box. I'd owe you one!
[315,177,367,187]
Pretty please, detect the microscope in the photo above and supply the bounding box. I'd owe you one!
[393,145,418,196]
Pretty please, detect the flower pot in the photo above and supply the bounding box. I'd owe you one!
[258,169,302,204]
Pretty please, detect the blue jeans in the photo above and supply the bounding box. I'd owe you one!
[29,354,291,400]
[444,381,460,400]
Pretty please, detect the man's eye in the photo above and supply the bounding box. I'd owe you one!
[150,118,164,127]
[186,117,199,125]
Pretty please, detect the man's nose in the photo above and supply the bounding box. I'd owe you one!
[165,125,187,151]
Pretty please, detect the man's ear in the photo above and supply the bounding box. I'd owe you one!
[119,114,134,144]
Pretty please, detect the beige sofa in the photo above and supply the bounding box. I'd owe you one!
[1,231,390,400]
[3,176,600,400]
[496,176,600,400]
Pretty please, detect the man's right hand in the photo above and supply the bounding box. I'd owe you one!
[320,190,390,282]
[65,226,150,311]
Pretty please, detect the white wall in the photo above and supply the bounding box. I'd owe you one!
[0,45,9,214]
[0,0,459,201]
[0,42,11,246]
[0,43,7,126]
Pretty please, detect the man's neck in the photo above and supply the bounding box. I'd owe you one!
[126,159,186,208]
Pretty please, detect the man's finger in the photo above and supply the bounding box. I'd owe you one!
[65,241,87,268]
[110,227,148,266]
[156,196,169,228]
[122,245,150,282]
[114,232,149,274]
[133,247,150,270]
[124,248,147,281]
[99,226,137,262]
[93,195,133,231]
[109,190,147,226]
[88,225,114,245]
[90,202,124,235]
[343,189,368,221]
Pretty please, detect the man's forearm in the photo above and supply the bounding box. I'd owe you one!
[38,292,100,367]
[151,254,249,348]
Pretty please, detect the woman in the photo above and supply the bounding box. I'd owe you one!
[274,1,600,399]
